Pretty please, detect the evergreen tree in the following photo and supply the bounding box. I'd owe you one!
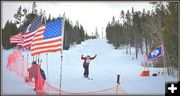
[79,25,85,42]
[2,21,19,49]
[47,14,52,23]
[95,27,99,38]
[14,6,27,28]
[32,1,38,15]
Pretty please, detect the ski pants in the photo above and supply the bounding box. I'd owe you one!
[83,64,89,77]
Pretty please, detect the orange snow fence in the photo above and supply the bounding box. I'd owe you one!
[35,65,46,95]
[6,50,28,78]
[6,50,128,95]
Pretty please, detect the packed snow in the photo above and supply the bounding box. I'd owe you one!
[2,38,178,95]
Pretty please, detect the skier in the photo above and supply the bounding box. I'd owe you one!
[81,54,97,79]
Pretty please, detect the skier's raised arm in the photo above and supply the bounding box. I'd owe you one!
[81,54,85,59]
[90,54,97,60]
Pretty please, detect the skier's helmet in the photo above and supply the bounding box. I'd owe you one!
[87,55,90,58]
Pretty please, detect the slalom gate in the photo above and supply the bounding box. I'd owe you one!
[6,50,128,95]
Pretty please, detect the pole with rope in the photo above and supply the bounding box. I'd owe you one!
[116,75,120,95]
[59,13,65,95]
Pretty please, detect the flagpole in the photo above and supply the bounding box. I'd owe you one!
[27,54,29,78]
[42,12,50,94]
[164,48,172,76]
[162,44,168,76]
[36,14,44,65]
[59,13,65,95]
[46,53,49,94]
[155,31,168,76]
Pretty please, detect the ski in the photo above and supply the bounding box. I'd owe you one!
[86,77,93,80]
[83,76,93,80]
[87,78,93,80]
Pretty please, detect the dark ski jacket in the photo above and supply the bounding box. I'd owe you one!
[40,68,46,80]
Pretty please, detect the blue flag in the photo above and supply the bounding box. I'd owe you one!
[147,44,164,61]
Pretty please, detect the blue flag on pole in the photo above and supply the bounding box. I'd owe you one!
[147,44,164,61]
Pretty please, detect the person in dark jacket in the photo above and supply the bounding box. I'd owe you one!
[81,54,97,78]
[26,61,46,91]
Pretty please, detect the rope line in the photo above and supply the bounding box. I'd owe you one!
[61,86,116,95]
[44,81,128,95]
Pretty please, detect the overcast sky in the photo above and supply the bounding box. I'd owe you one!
[2,1,154,37]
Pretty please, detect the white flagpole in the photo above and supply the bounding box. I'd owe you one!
[59,13,65,95]
[42,11,50,94]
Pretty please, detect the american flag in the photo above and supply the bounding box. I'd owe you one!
[30,18,63,56]
[16,28,27,47]
[23,16,43,49]
[10,32,23,44]
[17,35,24,47]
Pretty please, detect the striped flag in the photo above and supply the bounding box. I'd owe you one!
[30,18,63,56]
[23,16,43,49]
[10,32,23,44]
[17,28,27,48]
[17,34,24,47]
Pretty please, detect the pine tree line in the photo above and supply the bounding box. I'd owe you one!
[106,2,178,68]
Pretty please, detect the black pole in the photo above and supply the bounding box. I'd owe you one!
[117,75,120,84]
[46,53,49,93]
[59,51,63,95]
[59,15,65,95]
[116,75,120,95]
[38,54,40,64]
